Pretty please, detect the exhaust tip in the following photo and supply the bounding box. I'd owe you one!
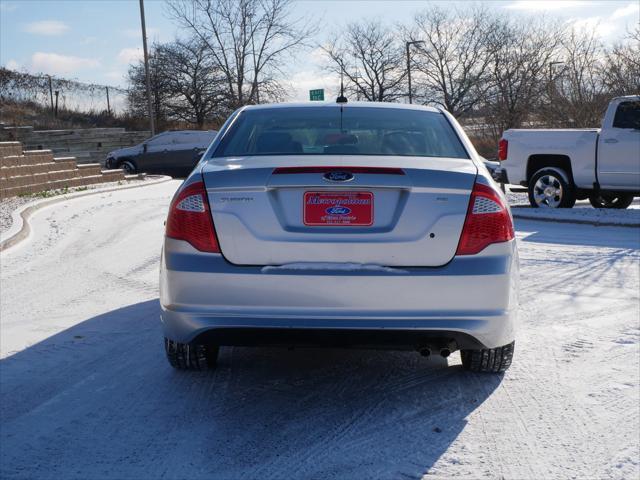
[440,348,451,358]
[419,348,431,357]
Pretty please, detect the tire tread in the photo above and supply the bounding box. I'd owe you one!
[461,341,514,373]
[164,338,219,371]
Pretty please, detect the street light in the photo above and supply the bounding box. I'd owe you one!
[406,40,424,104]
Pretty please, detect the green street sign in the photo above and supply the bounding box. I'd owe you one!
[309,89,324,101]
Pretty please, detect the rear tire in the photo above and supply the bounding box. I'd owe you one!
[528,169,576,208]
[118,159,137,175]
[461,341,514,373]
[164,338,219,370]
[588,193,634,209]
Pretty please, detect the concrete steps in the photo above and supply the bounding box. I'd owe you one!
[0,141,128,199]
[0,126,150,165]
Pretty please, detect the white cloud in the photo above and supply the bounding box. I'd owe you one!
[117,47,143,65]
[611,3,640,19]
[569,16,617,38]
[31,52,100,75]
[288,70,338,102]
[5,59,21,70]
[309,47,331,65]
[23,20,69,36]
[505,1,589,11]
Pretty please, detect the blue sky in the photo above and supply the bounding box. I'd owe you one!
[1,0,639,101]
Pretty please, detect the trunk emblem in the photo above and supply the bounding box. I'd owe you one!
[325,205,351,215]
[323,171,354,182]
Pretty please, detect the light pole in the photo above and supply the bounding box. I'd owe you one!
[406,40,424,104]
[139,0,155,135]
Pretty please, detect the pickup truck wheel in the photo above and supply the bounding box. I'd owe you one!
[461,341,514,373]
[164,338,219,370]
[528,169,576,208]
[588,193,634,209]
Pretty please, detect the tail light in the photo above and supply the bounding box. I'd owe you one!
[456,182,514,256]
[166,181,219,253]
[498,139,508,161]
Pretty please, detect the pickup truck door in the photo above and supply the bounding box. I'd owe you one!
[597,100,640,190]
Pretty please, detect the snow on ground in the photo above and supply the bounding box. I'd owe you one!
[512,204,640,226]
[507,190,640,226]
[1,180,639,479]
[0,176,154,236]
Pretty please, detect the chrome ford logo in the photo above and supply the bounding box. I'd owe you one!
[326,205,351,215]
[323,171,354,182]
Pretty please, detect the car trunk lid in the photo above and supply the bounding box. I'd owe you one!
[201,155,477,267]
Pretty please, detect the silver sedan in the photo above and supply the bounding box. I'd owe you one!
[160,102,518,373]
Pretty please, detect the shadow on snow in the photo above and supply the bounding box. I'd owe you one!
[1,299,502,479]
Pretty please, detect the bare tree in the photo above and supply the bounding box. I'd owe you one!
[166,0,315,108]
[323,20,407,102]
[409,6,496,117]
[603,27,640,96]
[127,43,173,128]
[160,40,225,127]
[542,27,609,127]
[481,17,564,138]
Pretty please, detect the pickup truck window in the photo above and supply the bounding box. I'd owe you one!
[613,101,640,130]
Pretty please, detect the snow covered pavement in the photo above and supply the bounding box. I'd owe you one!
[507,191,640,226]
[1,180,639,479]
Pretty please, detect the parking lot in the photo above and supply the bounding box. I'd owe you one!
[0,180,638,479]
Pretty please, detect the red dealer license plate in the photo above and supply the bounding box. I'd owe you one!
[303,191,374,226]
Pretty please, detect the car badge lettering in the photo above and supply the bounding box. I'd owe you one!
[323,171,354,182]
[325,205,351,215]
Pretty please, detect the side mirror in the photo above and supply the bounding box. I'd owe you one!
[142,143,148,153]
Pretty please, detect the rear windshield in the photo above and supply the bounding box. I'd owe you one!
[214,106,469,159]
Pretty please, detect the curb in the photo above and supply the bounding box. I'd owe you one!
[0,175,174,252]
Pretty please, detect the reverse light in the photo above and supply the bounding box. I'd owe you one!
[166,181,220,253]
[498,139,508,161]
[456,182,514,255]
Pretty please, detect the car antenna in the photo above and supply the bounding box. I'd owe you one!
[336,69,348,104]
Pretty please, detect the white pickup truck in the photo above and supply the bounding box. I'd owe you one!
[498,96,640,208]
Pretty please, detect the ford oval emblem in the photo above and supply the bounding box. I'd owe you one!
[323,171,354,182]
[326,205,351,215]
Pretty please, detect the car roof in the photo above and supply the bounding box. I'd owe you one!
[240,101,441,114]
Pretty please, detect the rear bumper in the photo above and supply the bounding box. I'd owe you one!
[160,239,518,349]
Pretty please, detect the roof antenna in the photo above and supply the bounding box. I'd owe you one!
[336,67,348,104]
